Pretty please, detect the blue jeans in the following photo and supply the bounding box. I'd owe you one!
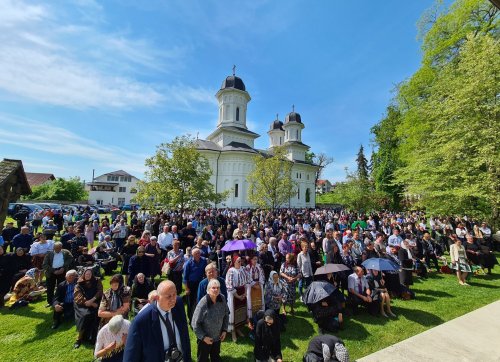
[299,276,313,297]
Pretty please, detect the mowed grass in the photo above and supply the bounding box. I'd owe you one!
[1,254,499,362]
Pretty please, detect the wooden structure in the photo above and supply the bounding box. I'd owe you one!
[0,159,31,228]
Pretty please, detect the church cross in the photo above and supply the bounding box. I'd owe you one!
[232,65,236,76]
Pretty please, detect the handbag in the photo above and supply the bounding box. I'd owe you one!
[161,259,171,276]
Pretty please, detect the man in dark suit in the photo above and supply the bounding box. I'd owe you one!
[52,269,78,329]
[124,280,191,362]
[42,242,73,306]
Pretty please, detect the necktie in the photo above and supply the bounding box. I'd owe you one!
[358,278,363,294]
[163,312,176,348]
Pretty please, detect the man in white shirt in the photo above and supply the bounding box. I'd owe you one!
[42,242,73,307]
[348,266,376,315]
[158,225,174,259]
[387,229,402,248]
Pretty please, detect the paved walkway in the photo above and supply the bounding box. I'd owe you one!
[358,300,500,362]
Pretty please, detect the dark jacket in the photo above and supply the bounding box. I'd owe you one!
[53,280,76,307]
[42,250,73,276]
[254,309,282,361]
[306,334,345,361]
[123,297,191,362]
[128,255,151,281]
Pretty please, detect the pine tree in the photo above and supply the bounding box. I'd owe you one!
[356,145,369,181]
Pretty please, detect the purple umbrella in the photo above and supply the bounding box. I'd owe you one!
[221,239,257,252]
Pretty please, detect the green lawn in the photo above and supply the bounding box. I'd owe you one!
[1,256,499,362]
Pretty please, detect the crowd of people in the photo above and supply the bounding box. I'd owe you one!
[0,206,498,361]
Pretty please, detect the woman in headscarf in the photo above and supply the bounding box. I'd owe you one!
[246,254,266,319]
[225,255,250,342]
[98,274,131,329]
[254,309,283,362]
[264,271,287,316]
[144,236,161,283]
[127,246,150,287]
[5,268,39,308]
[398,239,414,288]
[130,273,154,313]
[73,268,103,348]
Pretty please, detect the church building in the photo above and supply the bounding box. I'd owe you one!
[196,72,319,208]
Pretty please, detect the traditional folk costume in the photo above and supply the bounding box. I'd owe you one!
[246,262,265,318]
[225,263,250,332]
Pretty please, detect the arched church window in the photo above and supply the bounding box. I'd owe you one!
[306,188,310,203]
[236,107,240,121]
[296,129,299,139]
[234,183,239,198]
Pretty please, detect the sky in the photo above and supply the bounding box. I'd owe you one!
[0,0,436,184]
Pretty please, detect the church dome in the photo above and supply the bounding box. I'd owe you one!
[270,119,284,131]
[284,111,302,124]
[220,75,246,92]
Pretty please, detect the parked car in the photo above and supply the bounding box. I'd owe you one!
[35,203,63,212]
[7,203,44,217]
[120,204,140,211]
[90,205,110,214]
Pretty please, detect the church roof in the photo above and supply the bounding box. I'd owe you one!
[195,139,221,151]
[284,111,302,124]
[195,139,258,154]
[220,75,246,92]
[283,140,310,149]
[222,141,257,153]
[269,120,284,131]
[222,126,259,136]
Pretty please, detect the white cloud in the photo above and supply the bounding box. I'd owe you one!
[0,0,192,110]
[0,113,148,175]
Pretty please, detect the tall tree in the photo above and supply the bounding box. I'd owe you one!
[23,177,87,202]
[247,146,297,210]
[371,105,404,209]
[135,135,228,212]
[356,145,369,181]
[371,0,499,225]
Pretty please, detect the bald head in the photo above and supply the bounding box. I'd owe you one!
[157,280,177,311]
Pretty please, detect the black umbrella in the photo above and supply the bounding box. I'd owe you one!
[303,281,337,305]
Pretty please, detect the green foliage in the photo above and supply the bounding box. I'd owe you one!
[23,177,87,202]
[371,0,500,226]
[305,151,315,164]
[135,135,228,211]
[356,145,369,181]
[324,170,389,212]
[247,146,297,210]
[370,105,404,209]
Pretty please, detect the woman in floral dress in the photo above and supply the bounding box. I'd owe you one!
[279,253,301,315]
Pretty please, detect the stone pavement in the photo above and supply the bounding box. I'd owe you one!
[357,300,500,362]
